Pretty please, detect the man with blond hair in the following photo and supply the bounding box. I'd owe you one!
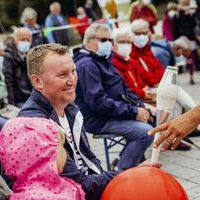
[18,43,116,200]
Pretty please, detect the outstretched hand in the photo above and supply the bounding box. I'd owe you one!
[148,107,200,150]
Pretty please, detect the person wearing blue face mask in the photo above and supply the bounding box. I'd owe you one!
[3,27,32,108]
[73,23,154,170]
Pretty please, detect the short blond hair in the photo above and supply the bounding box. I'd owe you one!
[27,43,68,77]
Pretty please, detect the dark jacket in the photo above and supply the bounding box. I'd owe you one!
[73,47,144,133]
[18,89,117,200]
[3,40,32,106]
[172,11,196,40]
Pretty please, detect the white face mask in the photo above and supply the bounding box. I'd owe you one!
[133,34,149,48]
[77,14,86,19]
[17,41,31,53]
[0,56,3,70]
[116,43,132,59]
[168,10,177,19]
[175,55,186,66]
[97,41,113,58]
[141,0,151,5]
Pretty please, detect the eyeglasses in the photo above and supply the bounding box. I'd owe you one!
[93,37,113,43]
[117,41,132,44]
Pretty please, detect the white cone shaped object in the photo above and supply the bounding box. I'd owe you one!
[151,66,178,163]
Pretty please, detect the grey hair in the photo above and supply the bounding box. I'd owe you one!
[131,19,150,33]
[83,23,112,45]
[21,7,37,24]
[171,36,192,50]
[50,1,61,12]
[113,28,133,43]
[13,27,32,39]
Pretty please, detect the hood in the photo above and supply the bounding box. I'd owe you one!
[0,117,85,200]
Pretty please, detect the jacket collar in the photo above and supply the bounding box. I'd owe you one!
[31,89,79,124]
[131,43,151,56]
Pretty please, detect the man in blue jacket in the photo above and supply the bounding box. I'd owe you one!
[73,23,154,170]
[18,43,117,200]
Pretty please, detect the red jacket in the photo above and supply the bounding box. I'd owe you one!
[76,16,90,36]
[113,52,147,99]
[130,44,164,87]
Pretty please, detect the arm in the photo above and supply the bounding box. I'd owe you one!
[2,57,15,105]
[61,156,118,200]
[45,16,55,43]
[148,105,200,150]
[77,62,139,119]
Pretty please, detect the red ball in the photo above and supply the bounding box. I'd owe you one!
[101,167,188,200]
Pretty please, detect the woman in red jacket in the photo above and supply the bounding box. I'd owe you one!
[130,19,165,87]
[112,28,152,100]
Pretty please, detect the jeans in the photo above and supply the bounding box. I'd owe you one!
[100,119,154,170]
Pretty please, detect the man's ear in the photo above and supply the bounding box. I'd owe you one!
[30,74,43,91]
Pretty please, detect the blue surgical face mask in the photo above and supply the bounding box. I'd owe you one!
[175,55,186,66]
[133,34,149,48]
[17,41,31,53]
[96,41,112,58]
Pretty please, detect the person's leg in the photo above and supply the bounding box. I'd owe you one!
[177,86,196,110]
[100,120,153,170]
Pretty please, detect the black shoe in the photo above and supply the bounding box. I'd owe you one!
[190,79,196,85]
[110,158,119,171]
[173,142,191,151]
[188,129,200,137]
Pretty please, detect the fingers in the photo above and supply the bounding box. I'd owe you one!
[151,161,163,168]
[171,136,182,150]
[148,122,169,136]
[162,132,177,151]
[153,128,172,148]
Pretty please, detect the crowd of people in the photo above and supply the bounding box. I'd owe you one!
[0,0,200,199]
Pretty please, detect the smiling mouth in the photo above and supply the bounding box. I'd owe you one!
[63,88,75,92]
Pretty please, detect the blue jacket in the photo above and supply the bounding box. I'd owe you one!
[151,39,175,68]
[18,89,118,200]
[45,14,69,45]
[73,47,144,133]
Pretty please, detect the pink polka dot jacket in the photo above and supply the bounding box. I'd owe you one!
[0,117,85,200]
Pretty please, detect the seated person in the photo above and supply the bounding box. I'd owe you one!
[130,19,196,113]
[3,27,32,108]
[76,7,91,39]
[0,117,85,199]
[112,28,153,101]
[128,0,157,33]
[130,19,164,87]
[18,43,117,200]
[20,7,44,47]
[73,23,154,170]
[151,36,193,70]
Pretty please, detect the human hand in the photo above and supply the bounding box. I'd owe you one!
[148,108,200,150]
[138,159,162,168]
[143,86,152,99]
[136,107,150,122]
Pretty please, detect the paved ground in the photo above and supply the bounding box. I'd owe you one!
[87,71,200,200]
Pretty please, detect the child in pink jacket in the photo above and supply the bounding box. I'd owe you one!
[0,117,85,200]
